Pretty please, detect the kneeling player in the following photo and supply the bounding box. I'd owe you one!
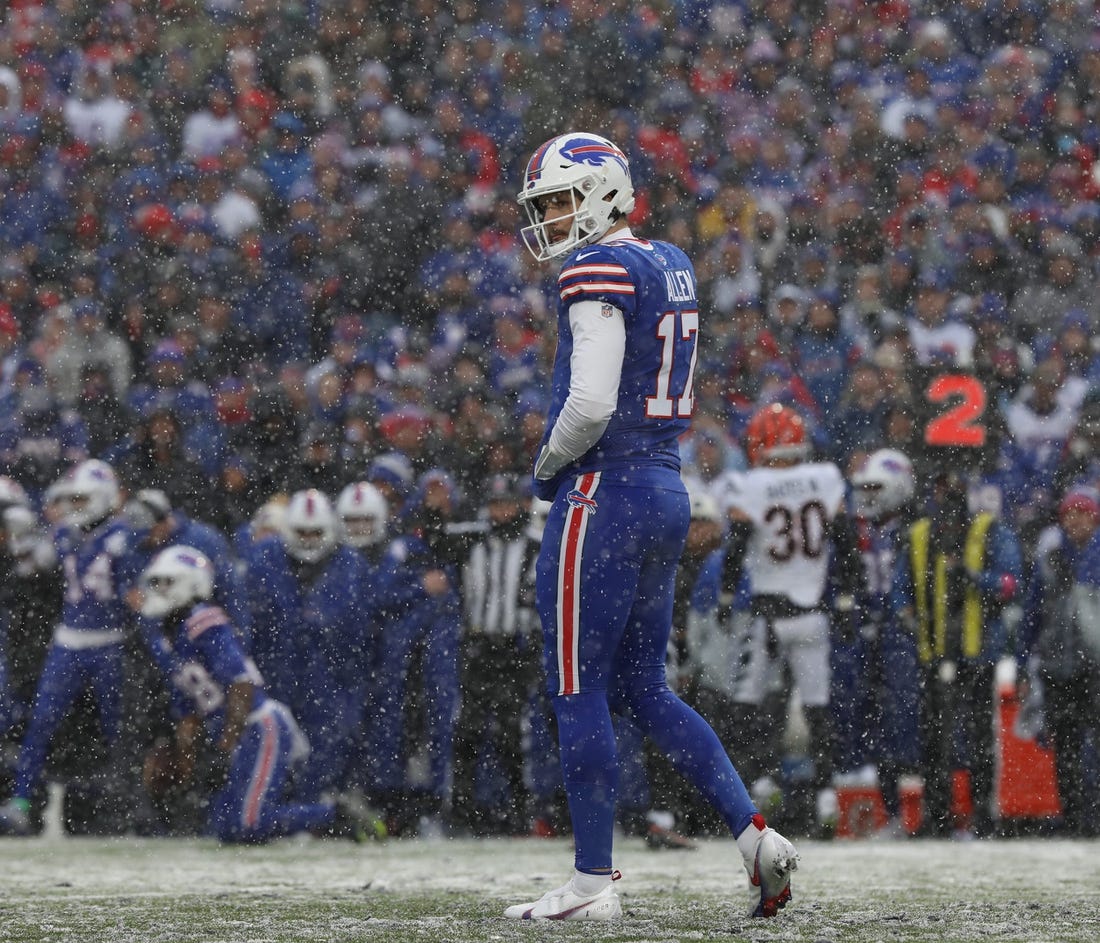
[138,545,381,843]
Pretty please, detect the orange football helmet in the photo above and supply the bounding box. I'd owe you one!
[745,403,810,466]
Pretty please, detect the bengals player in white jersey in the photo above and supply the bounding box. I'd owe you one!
[715,403,862,837]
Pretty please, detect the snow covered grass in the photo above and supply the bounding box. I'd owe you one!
[3,833,1099,942]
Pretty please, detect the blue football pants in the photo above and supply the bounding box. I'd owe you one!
[536,471,757,873]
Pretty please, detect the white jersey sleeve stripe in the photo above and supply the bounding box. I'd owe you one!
[561,281,637,298]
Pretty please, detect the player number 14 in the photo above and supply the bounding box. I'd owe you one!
[646,309,699,419]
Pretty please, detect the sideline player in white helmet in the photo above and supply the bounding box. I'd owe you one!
[837,448,921,838]
[336,481,389,551]
[0,460,131,836]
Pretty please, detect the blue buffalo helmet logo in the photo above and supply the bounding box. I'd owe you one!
[559,136,629,173]
[525,135,628,187]
[566,489,598,515]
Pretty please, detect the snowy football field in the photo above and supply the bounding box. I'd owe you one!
[3,833,1100,943]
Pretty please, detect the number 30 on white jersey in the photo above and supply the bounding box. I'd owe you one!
[716,462,845,609]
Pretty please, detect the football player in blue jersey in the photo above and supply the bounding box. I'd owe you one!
[336,482,390,563]
[118,488,254,831]
[335,480,391,798]
[0,460,140,835]
[136,545,376,843]
[505,132,797,922]
[833,449,922,838]
[244,488,374,803]
[366,469,464,837]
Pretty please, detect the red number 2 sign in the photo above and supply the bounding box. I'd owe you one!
[924,374,987,448]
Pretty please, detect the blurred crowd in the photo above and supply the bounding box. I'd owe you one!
[0,0,1100,839]
[0,0,1098,529]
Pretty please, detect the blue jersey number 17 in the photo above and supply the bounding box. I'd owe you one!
[645,309,699,419]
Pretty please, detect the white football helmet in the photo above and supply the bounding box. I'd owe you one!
[4,505,52,576]
[4,504,37,546]
[283,488,338,563]
[851,448,915,521]
[54,459,120,529]
[0,475,29,511]
[250,495,288,541]
[140,545,215,619]
[123,488,173,531]
[517,132,635,261]
[336,481,388,548]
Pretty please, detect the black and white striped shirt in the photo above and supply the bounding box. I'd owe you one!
[462,530,539,637]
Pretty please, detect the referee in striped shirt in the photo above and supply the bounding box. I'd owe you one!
[450,473,543,836]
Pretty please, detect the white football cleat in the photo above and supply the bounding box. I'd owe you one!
[504,872,622,921]
[737,814,798,918]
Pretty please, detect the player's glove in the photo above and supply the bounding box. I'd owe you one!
[533,444,573,502]
[532,475,559,503]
